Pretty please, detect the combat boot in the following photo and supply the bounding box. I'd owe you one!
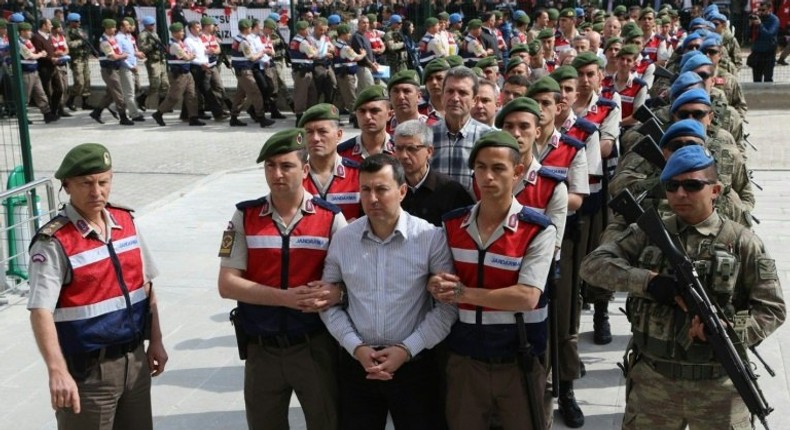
[270,105,286,119]
[229,116,247,127]
[66,96,77,111]
[82,96,96,110]
[57,108,72,118]
[593,301,612,345]
[136,93,147,111]
[558,380,584,428]
[119,112,135,126]
[43,112,59,123]
[189,117,206,126]
[152,111,166,126]
[259,114,275,128]
[89,108,105,124]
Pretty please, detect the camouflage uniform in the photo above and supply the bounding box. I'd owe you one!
[137,29,170,111]
[383,29,407,74]
[713,68,747,118]
[721,28,742,72]
[580,212,784,429]
[66,25,91,105]
[271,30,292,112]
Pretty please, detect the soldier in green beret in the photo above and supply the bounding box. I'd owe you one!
[475,56,499,83]
[609,44,649,127]
[638,7,668,65]
[537,28,558,67]
[290,20,319,126]
[338,86,393,163]
[218,128,346,430]
[227,18,275,127]
[420,58,450,123]
[603,36,622,75]
[150,23,205,127]
[461,19,490,67]
[387,69,423,132]
[89,18,135,126]
[29,143,167,430]
[510,43,529,61]
[505,56,529,77]
[418,18,447,70]
[445,55,464,68]
[511,12,530,48]
[334,23,366,119]
[138,16,170,114]
[17,20,59,123]
[556,8,580,54]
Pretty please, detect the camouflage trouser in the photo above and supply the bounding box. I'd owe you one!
[145,61,170,111]
[623,359,751,430]
[69,58,91,98]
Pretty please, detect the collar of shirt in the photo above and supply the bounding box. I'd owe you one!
[560,110,578,133]
[390,114,429,131]
[37,30,50,40]
[408,165,433,192]
[669,210,722,237]
[64,204,121,238]
[353,134,393,158]
[361,209,409,243]
[446,116,476,140]
[258,190,317,217]
[461,198,524,246]
[312,154,347,179]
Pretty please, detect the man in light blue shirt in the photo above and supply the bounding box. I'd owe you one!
[320,154,456,430]
[116,18,144,120]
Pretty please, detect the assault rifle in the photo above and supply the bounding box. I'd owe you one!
[515,313,544,430]
[608,190,774,430]
[546,261,560,398]
[72,31,102,58]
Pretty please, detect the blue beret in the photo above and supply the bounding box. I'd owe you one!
[449,13,462,24]
[670,71,704,99]
[703,4,719,18]
[575,7,585,17]
[679,50,702,69]
[658,119,707,148]
[212,17,219,25]
[390,14,402,24]
[327,14,341,25]
[709,12,727,23]
[689,17,706,28]
[680,53,713,73]
[10,13,24,23]
[671,88,711,113]
[141,16,155,26]
[67,13,81,22]
[682,31,703,49]
[660,145,715,182]
[700,35,722,51]
[268,13,280,22]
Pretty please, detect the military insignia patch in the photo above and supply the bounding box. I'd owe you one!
[527,170,537,182]
[305,199,314,212]
[218,230,235,257]
[31,253,46,263]
[296,133,303,146]
[76,219,90,234]
[227,221,234,230]
[757,258,778,281]
[331,105,339,116]
[508,213,518,229]
[337,164,345,177]
[103,151,112,166]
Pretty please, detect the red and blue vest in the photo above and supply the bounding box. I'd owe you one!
[642,34,663,62]
[333,40,358,75]
[444,205,552,358]
[20,38,39,72]
[602,75,646,118]
[166,38,191,73]
[236,196,339,336]
[514,167,566,214]
[98,34,123,69]
[539,132,585,178]
[303,157,362,221]
[44,207,147,356]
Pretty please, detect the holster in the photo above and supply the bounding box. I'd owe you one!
[229,308,249,360]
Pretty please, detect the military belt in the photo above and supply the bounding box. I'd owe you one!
[248,328,327,349]
[644,356,725,380]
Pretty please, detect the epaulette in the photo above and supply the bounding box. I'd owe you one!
[236,197,267,211]
[559,133,585,149]
[311,197,342,214]
[633,77,648,88]
[35,215,69,238]
[538,166,567,182]
[517,206,551,228]
[572,117,599,134]
[442,205,473,222]
[340,157,360,168]
[596,97,617,108]
[336,137,356,153]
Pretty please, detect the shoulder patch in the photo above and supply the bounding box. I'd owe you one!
[537,167,567,182]
[517,206,551,228]
[105,202,135,213]
[596,98,617,108]
[311,197,342,214]
[340,157,361,169]
[634,77,648,88]
[37,215,69,238]
[573,117,599,134]
[757,258,778,281]
[442,205,473,222]
[235,197,268,211]
[559,133,585,149]
[337,138,356,153]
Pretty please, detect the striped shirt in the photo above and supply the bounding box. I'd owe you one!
[430,117,492,192]
[320,210,457,357]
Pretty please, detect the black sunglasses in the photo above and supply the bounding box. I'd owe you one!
[704,48,721,55]
[696,71,714,80]
[663,179,716,192]
[676,109,711,120]
[664,139,700,152]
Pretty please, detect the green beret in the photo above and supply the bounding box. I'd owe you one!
[422,58,450,83]
[102,18,116,29]
[169,22,184,32]
[264,19,277,30]
[638,7,655,20]
[505,56,524,73]
[238,19,252,29]
[617,44,640,57]
[55,143,112,179]
[438,12,450,21]
[622,23,643,40]
[295,20,309,31]
[387,69,420,91]
[510,43,528,56]
[560,8,576,18]
[475,56,498,69]
[18,22,32,31]
[445,55,464,68]
[572,51,603,69]
[494,97,541,129]
[493,10,503,19]
[468,131,520,169]
[470,67,485,79]
[425,17,439,27]
[548,8,560,20]
[594,10,606,18]
[594,15,606,23]
[353,86,389,111]
[669,9,679,17]
[659,3,673,11]
[51,19,61,29]
[366,13,377,23]
[337,23,351,35]
[579,22,592,31]
[537,28,555,40]
[592,22,603,32]
[550,65,578,82]
[516,14,530,25]
[613,5,627,14]
[123,17,135,26]
[527,39,541,55]
[526,75,560,97]
[467,19,482,30]
[299,103,342,127]
[316,17,328,26]
[604,37,623,51]
[256,129,307,163]
[201,16,214,25]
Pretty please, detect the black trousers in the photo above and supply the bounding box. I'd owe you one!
[190,66,223,115]
[751,51,776,82]
[338,348,445,430]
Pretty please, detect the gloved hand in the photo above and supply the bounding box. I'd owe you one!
[647,274,680,306]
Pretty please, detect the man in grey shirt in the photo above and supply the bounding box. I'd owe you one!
[320,154,456,430]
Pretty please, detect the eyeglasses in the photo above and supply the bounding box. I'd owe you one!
[695,71,713,80]
[393,145,427,154]
[675,109,711,120]
[686,44,700,51]
[664,139,700,152]
[704,48,721,55]
[663,179,716,192]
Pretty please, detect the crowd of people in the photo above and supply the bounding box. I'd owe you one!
[20,0,789,430]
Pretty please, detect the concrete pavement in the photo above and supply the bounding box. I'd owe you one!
[0,109,788,429]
